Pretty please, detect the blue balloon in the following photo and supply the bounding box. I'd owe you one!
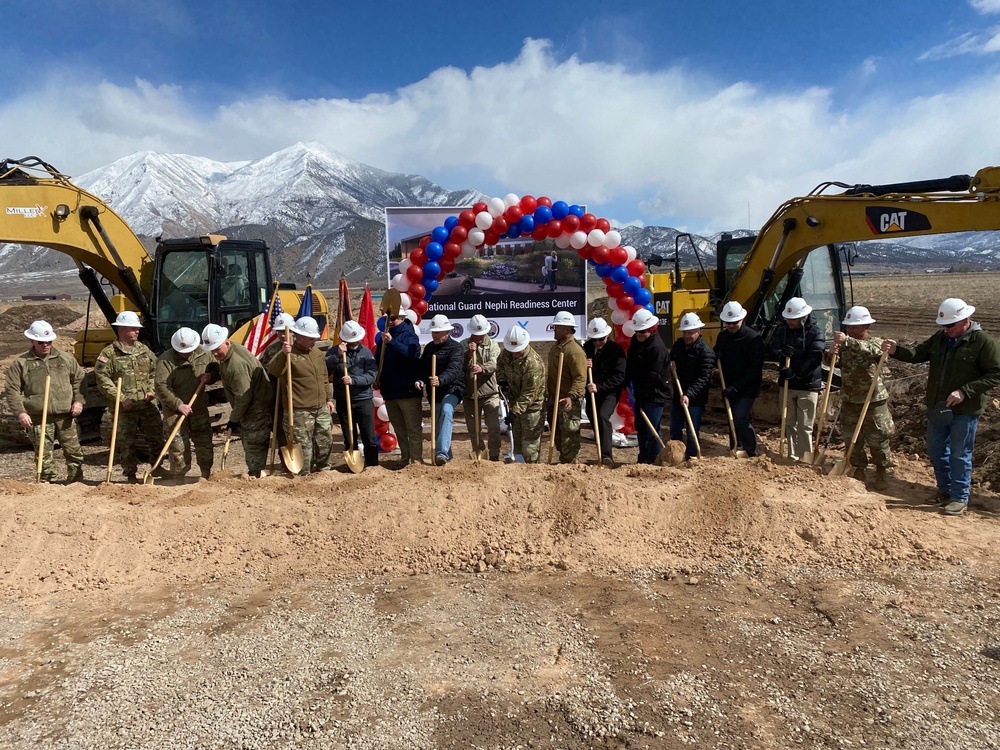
[568,204,584,218]
[645,303,656,314]
[623,276,642,296]
[422,260,442,280]
[507,224,522,239]
[425,242,443,261]
[533,205,552,224]
[431,226,450,244]
[424,278,439,294]
[594,263,613,278]
[610,265,629,284]
[375,331,382,346]
[587,257,598,266]
[551,201,569,220]
[634,288,652,306]
[518,214,535,233]
[444,216,459,231]
[377,316,387,332]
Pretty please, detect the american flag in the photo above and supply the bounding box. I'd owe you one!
[246,286,284,359]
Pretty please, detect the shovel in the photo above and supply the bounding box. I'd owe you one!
[105,377,123,483]
[35,374,51,484]
[144,381,204,484]
[429,354,438,464]
[374,289,402,391]
[342,358,364,473]
[829,351,888,477]
[586,366,605,464]
[547,351,564,464]
[264,387,282,477]
[280,328,305,474]
[634,400,671,465]
[805,351,837,465]
[778,356,791,460]
[498,390,524,463]
[220,428,232,470]
[469,350,484,462]
[716,363,747,458]
[671,365,702,459]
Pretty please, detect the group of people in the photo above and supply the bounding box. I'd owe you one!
[6,294,998,514]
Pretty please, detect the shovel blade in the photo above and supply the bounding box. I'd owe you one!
[343,449,364,474]
[828,460,848,476]
[801,450,815,464]
[281,443,305,475]
[142,471,155,485]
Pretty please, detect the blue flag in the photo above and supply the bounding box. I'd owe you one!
[296,284,313,320]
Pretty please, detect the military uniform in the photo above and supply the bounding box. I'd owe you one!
[5,347,86,482]
[838,335,893,477]
[217,342,274,476]
[462,336,503,461]
[95,339,164,479]
[155,347,216,478]
[267,344,333,474]
[497,347,546,463]
[546,337,587,463]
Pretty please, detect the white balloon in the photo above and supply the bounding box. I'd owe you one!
[468,228,485,246]
[399,258,412,274]
[475,211,494,231]
[504,193,520,208]
[391,273,409,291]
[610,411,625,431]
[605,230,622,249]
[554,233,572,249]
[622,320,636,337]
[570,230,588,250]
[372,394,384,408]
[487,197,506,217]
[607,296,618,310]
[398,293,411,310]
[587,229,606,247]
[611,308,628,325]
[460,244,478,259]
[377,405,388,421]
[624,245,637,263]
[460,240,476,254]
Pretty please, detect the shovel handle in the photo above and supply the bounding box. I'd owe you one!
[471,350,481,459]
[35,374,51,483]
[106,377,123,483]
[841,351,889,463]
[778,356,791,458]
[430,355,437,461]
[548,351,564,464]
[343,358,355,441]
[671,366,701,459]
[635,400,666,449]
[717,362,739,448]
[148,381,204,476]
[285,328,295,437]
[587,366,601,453]
[813,351,837,454]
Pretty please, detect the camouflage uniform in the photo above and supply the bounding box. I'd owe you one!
[267,344,333,474]
[5,347,86,482]
[497,346,546,463]
[216,342,274,476]
[546,337,587,463]
[95,339,164,478]
[155,347,216,478]
[837,335,893,472]
[462,336,503,461]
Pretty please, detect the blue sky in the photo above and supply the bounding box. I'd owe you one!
[3,0,999,233]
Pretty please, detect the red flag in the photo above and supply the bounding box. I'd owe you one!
[358,283,377,352]
[245,283,283,359]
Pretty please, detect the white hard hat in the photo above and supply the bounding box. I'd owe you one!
[586,318,612,339]
[272,312,296,332]
[170,327,200,354]
[24,320,56,342]
[291,316,321,339]
[113,311,142,328]
[551,310,576,328]
[201,323,229,351]
[678,312,705,331]
[936,298,975,326]
[630,308,658,332]
[842,305,876,326]
[720,301,747,323]
[340,320,365,343]
[429,314,453,333]
[401,309,418,326]
[782,297,813,320]
[503,325,530,353]
[468,314,490,336]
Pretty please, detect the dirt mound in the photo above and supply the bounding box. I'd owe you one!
[0,302,82,330]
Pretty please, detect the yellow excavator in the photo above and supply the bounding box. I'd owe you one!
[646,166,1000,345]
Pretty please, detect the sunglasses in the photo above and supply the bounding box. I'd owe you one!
[723,321,740,327]
[942,321,962,329]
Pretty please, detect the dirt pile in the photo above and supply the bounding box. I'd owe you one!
[0,302,82,330]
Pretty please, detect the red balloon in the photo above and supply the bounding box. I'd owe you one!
[408,283,426,301]
[595,218,611,232]
[546,220,563,239]
[449,226,468,244]
[472,201,487,215]
[580,213,598,232]
[492,217,509,235]
[616,402,632,417]
[536,196,552,208]
[577,245,593,260]
[375,419,390,436]
[609,247,628,266]
[504,205,523,223]
[591,246,610,264]
[412,299,428,316]
[617,294,635,311]
[458,210,476,229]
[531,226,548,241]
[615,334,631,348]
[440,257,455,274]
[406,264,424,283]
[410,247,426,265]
[484,230,500,246]
[419,236,432,248]
[379,432,398,452]
[627,259,647,277]
[630,304,645,316]
[520,195,538,214]
[605,282,624,297]
[561,214,580,232]
[443,242,461,259]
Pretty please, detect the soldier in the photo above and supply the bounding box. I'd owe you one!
[419,314,465,465]
[583,317,626,468]
[326,320,379,468]
[546,310,587,463]
[94,311,165,483]
[267,316,334,475]
[496,326,546,463]
[260,312,297,369]
[625,309,670,465]
[261,312,297,448]
[202,324,274,478]
[5,320,86,483]
[669,312,717,460]
[831,306,893,490]
[462,314,503,462]
[155,327,216,480]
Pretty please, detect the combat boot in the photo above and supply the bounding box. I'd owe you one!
[65,467,84,484]
[873,466,888,491]
[851,466,868,484]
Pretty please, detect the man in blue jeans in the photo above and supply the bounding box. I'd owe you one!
[419,314,465,465]
[883,298,1000,516]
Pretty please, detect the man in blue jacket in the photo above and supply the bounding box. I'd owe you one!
[327,320,379,468]
[375,309,423,467]
[714,301,765,457]
[419,314,465,465]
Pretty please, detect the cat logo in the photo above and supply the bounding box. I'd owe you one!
[865,206,932,235]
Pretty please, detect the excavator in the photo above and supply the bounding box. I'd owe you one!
[0,156,329,436]
[646,166,1000,346]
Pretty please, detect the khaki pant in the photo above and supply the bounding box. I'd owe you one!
[386,397,423,465]
[782,389,818,460]
[465,394,502,461]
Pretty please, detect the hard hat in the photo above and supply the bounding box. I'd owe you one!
[468,314,490,336]
[170,327,200,354]
[429,314,453,333]
[113,311,142,328]
[340,320,365,343]
[201,323,229,351]
[291,316,321,339]
[781,297,813,320]
[503,325,530,353]
[401,309,418,326]
[630,308,658,332]
[842,305,876,326]
[936,298,975,326]
[24,320,56,342]
[720,301,747,323]
[272,312,296,332]
[586,318,612,339]
[551,310,576,328]
[678,312,705,331]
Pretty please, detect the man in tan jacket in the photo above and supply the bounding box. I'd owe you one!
[546,310,587,463]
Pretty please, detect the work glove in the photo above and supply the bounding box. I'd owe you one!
[723,386,739,401]
[778,367,794,383]
[781,345,795,358]
[226,421,240,435]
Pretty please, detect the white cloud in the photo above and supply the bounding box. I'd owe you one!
[971,0,1000,14]
[3,39,1000,233]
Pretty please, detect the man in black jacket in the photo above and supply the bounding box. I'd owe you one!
[420,314,465,465]
[769,297,826,461]
[625,309,671,464]
[714,301,765,457]
[584,317,626,468]
[327,320,379,468]
[669,312,717,459]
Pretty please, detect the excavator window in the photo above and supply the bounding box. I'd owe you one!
[156,250,210,344]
